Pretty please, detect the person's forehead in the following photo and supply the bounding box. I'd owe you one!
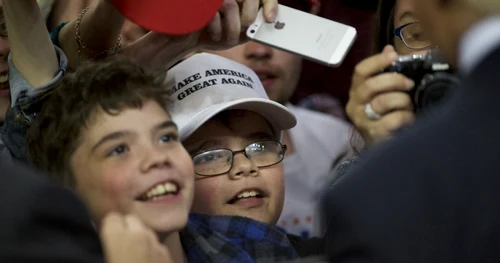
[186,111,276,147]
[83,102,171,139]
[224,110,272,126]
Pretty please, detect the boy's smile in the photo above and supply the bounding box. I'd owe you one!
[70,100,195,233]
[184,110,285,224]
[227,187,268,207]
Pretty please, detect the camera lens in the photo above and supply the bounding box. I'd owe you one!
[250,29,255,34]
[414,72,459,114]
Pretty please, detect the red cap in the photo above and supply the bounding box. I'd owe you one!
[109,0,224,35]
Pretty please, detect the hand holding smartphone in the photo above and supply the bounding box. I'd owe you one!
[246,4,357,67]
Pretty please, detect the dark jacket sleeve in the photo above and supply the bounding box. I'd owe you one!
[287,234,325,258]
[0,161,104,263]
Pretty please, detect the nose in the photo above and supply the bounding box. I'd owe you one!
[140,145,173,173]
[244,41,273,61]
[228,152,259,179]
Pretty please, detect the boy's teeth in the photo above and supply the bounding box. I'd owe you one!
[165,183,177,193]
[144,182,178,200]
[237,190,259,199]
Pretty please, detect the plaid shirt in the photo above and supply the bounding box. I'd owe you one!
[181,213,300,263]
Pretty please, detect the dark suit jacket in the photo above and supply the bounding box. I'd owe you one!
[323,45,500,262]
[0,160,104,263]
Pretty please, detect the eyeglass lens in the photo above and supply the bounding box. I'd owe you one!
[193,141,284,176]
[401,23,431,49]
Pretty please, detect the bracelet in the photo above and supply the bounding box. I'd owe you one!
[74,7,122,58]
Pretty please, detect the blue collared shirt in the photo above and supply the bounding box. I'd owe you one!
[459,16,500,74]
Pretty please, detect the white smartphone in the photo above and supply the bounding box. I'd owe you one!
[246,4,357,67]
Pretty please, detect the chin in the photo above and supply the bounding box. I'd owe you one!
[134,200,191,234]
[230,209,276,225]
[144,212,189,234]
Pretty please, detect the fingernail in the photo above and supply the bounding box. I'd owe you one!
[211,32,220,41]
[227,36,238,45]
[405,79,415,88]
[388,51,398,60]
[266,8,277,21]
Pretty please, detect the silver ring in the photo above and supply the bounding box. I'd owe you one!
[364,103,381,120]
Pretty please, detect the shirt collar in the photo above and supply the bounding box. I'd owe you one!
[180,213,299,262]
[459,16,500,74]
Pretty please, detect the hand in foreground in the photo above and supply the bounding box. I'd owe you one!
[117,0,278,69]
[100,213,173,263]
[198,0,278,50]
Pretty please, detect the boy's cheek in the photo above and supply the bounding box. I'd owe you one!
[261,165,286,223]
[191,178,224,214]
[263,165,286,196]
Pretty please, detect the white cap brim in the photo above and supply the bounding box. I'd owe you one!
[178,98,297,141]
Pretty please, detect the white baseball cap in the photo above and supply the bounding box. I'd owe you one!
[165,53,297,141]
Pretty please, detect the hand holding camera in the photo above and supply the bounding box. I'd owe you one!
[347,45,416,146]
[347,45,459,146]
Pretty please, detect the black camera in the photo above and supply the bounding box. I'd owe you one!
[384,50,460,114]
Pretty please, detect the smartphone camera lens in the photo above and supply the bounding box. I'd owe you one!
[250,29,255,34]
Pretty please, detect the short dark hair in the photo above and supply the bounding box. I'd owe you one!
[372,0,397,54]
[27,55,170,186]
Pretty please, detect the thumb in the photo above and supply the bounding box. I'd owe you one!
[382,45,396,54]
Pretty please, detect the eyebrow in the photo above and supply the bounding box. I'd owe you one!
[190,140,224,155]
[154,120,178,132]
[246,131,274,141]
[91,120,177,153]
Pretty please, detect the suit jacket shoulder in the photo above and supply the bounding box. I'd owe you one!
[286,234,325,258]
[323,46,500,263]
[0,160,104,263]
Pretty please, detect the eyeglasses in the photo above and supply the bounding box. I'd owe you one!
[192,140,287,177]
[394,22,431,50]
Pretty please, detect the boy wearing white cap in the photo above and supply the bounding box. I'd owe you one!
[165,53,325,257]
[166,53,296,224]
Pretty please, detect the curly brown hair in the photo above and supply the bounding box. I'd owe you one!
[27,55,170,186]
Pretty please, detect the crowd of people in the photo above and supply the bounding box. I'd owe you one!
[2,0,500,262]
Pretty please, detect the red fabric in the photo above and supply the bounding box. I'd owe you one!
[290,0,376,107]
[109,0,224,35]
